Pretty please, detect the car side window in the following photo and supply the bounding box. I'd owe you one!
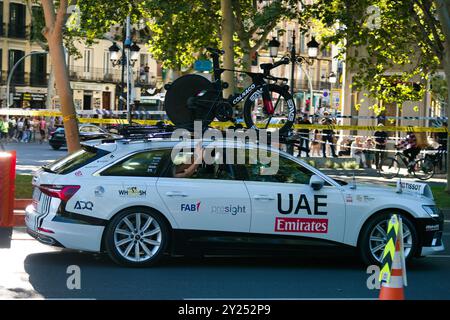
[100,149,171,177]
[163,147,234,180]
[233,149,313,184]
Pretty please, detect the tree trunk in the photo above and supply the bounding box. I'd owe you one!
[41,0,80,153]
[442,53,450,192]
[221,0,235,98]
[240,41,253,88]
[46,67,55,109]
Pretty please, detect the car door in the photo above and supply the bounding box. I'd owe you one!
[242,151,346,243]
[156,146,251,233]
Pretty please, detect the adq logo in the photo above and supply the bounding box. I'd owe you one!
[74,201,94,211]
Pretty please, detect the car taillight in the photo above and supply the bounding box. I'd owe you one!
[39,185,80,201]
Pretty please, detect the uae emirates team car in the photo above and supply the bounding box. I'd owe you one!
[26,138,444,267]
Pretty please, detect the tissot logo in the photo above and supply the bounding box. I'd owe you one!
[277,193,328,215]
[181,202,201,212]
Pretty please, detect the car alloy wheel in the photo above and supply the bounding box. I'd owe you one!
[105,208,169,267]
[368,219,413,263]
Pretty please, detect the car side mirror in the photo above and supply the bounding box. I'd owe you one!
[309,175,324,191]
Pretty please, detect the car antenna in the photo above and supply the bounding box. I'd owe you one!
[350,171,357,189]
[396,177,403,193]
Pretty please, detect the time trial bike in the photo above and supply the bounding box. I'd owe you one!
[164,48,296,135]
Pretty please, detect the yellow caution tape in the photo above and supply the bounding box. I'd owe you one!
[0,108,448,134]
[379,214,400,284]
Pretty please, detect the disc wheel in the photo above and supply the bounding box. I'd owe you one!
[243,84,296,136]
[164,74,215,131]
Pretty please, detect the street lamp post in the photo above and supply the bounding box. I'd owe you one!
[108,16,140,124]
[268,32,321,116]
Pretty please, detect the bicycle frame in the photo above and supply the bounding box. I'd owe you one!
[209,52,283,113]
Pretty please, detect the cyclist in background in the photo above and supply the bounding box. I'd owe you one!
[397,132,421,166]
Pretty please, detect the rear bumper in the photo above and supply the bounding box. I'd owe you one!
[25,204,104,252]
[27,228,65,248]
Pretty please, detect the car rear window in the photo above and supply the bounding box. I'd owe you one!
[45,145,110,174]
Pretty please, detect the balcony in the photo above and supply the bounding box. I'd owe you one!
[295,80,332,91]
[68,66,143,85]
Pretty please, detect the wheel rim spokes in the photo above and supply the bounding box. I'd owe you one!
[114,213,162,262]
[369,219,413,263]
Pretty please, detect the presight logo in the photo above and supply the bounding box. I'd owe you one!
[181,202,201,212]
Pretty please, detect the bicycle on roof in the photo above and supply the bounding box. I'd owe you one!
[164,48,296,135]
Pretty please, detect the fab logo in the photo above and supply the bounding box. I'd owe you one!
[181,202,201,213]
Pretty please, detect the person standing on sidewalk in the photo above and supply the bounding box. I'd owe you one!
[320,111,338,158]
[374,123,388,169]
[39,117,47,144]
[297,114,311,157]
[0,116,9,142]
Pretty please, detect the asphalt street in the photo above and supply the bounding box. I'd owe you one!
[0,142,449,299]
[0,226,449,300]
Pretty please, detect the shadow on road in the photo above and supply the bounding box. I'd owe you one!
[22,249,382,300]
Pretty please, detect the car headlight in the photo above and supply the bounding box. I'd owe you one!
[422,205,441,218]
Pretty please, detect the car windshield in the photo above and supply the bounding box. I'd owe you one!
[45,145,110,174]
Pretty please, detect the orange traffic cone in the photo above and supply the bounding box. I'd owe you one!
[379,240,405,300]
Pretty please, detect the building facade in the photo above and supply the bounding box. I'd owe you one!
[0,0,162,112]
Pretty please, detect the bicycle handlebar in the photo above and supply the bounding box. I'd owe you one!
[272,57,290,68]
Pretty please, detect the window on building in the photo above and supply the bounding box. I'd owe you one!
[30,54,47,86]
[9,3,26,38]
[287,30,293,50]
[0,2,4,36]
[30,6,45,43]
[299,33,305,53]
[103,51,111,76]
[8,49,25,84]
[321,47,331,57]
[84,49,93,73]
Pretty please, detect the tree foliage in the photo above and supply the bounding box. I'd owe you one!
[305,0,447,113]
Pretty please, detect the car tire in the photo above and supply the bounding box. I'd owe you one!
[104,208,170,267]
[358,212,418,266]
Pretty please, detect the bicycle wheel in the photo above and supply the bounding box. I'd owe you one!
[413,159,435,180]
[243,84,296,136]
[378,157,400,179]
[164,74,216,131]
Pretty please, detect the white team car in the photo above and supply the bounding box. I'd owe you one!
[26,138,444,267]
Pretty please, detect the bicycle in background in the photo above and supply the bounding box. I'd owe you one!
[378,148,439,180]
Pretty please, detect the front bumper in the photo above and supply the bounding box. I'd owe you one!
[416,216,445,257]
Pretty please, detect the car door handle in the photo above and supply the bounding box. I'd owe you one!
[253,195,275,201]
[165,191,188,197]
